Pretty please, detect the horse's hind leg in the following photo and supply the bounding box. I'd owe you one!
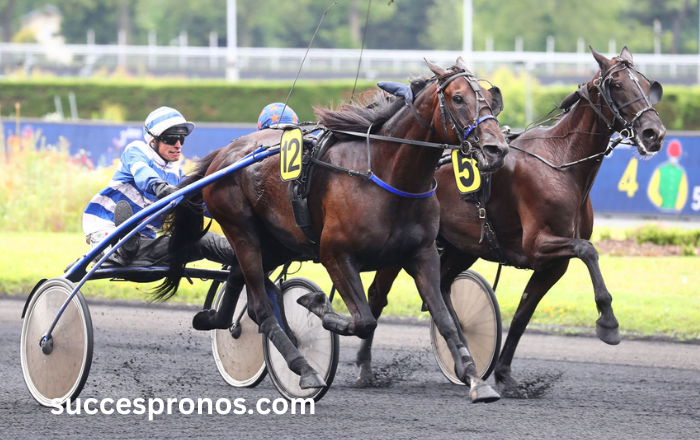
[356,266,401,384]
[298,252,377,339]
[192,263,245,330]
[494,261,568,390]
[405,245,499,403]
[232,235,326,389]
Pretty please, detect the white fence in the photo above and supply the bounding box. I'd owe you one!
[1,42,699,82]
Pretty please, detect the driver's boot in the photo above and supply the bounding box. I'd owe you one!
[112,200,140,264]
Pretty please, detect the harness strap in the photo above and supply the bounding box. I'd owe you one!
[464,115,498,138]
[332,129,460,150]
[408,100,438,135]
[509,136,626,170]
[369,174,437,198]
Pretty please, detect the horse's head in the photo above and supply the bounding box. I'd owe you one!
[425,57,509,172]
[588,46,666,155]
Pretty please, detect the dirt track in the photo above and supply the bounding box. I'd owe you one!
[2,296,700,439]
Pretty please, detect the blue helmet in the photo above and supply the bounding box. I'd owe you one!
[257,103,299,130]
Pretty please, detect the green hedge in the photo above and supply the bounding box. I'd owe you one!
[0,78,378,124]
[1,77,699,130]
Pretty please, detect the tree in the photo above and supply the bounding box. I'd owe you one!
[628,0,698,54]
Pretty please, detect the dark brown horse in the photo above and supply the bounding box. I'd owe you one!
[159,58,509,402]
[359,47,666,391]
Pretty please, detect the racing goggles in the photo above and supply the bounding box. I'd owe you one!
[159,134,186,146]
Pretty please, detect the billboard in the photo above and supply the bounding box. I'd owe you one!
[2,119,699,218]
[1,119,255,169]
[590,135,700,217]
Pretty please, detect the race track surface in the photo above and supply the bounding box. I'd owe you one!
[2,297,699,439]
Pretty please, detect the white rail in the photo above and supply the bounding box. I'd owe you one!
[1,43,698,82]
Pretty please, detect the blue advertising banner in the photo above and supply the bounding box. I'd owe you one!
[1,119,256,169]
[3,120,699,218]
[590,134,700,218]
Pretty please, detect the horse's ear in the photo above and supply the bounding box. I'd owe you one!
[619,46,633,64]
[453,57,473,75]
[589,45,610,69]
[649,81,663,105]
[488,86,504,116]
[425,58,446,77]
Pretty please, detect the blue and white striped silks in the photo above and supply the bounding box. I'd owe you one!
[82,140,183,239]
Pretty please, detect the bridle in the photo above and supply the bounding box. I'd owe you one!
[404,70,502,159]
[508,59,663,170]
[435,72,500,157]
[582,58,663,145]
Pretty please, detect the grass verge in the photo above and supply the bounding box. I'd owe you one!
[1,232,698,340]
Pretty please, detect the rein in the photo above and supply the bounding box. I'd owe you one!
[509,59,660,171]
[313,70,499,198]
[509,136,632,170]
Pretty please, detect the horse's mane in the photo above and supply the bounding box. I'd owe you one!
[314,76,433,133]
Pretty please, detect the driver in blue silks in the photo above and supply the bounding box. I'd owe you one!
[81,106,235,267]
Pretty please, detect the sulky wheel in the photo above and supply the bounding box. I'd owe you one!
[430,270,502,384]
[20,277,93,407]
[211,284,267,387]
[263,277,339,402]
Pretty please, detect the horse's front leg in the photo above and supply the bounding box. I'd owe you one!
[438,244,479,350]
[404,245,500,403]
[527,233,620,345]
[356,266,402,384]
[298,251,377,339]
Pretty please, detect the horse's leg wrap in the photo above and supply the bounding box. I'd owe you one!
[259,316,326,389]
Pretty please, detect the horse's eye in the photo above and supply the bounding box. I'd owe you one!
[612,83,622,89]
[452,95,464,104]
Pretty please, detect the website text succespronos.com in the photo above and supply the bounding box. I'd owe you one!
[51,397,315,420]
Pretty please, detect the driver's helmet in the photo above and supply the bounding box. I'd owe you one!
[143,107,195,144]
[258,103,299,130]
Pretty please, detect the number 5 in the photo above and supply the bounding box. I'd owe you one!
[692,186,700,211]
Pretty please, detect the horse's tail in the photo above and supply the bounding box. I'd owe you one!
[152,150,220,301]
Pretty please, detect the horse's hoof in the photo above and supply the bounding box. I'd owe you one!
[192,309,220,331]
[495,369,520,391]
[469,383,501,404]
[356,363,373,386]
[596,320,621,345]
[297,291,331,317]
[299,371,327,389]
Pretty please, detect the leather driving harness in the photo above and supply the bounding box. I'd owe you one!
[286,69,501,256]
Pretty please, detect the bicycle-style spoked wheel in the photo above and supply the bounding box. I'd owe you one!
[263,278,339,402]
[430,270,502,384]
[211,284,267,387]
[20,277,94,407]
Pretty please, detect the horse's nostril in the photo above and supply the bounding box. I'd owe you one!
[642,128,658,142]
[483,144,503,158]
